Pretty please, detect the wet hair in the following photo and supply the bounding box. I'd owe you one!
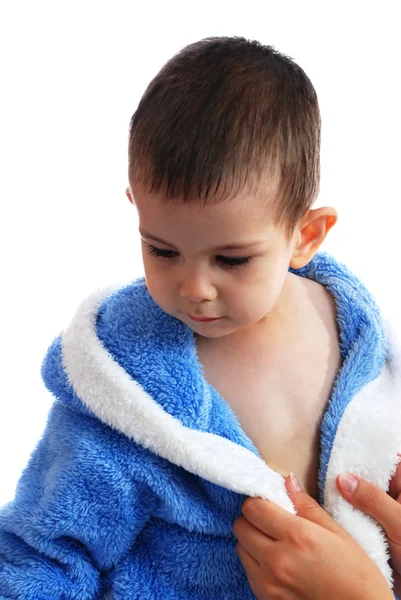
[128,36,321,236]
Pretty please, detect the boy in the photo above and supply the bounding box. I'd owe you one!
[1,36,400,599]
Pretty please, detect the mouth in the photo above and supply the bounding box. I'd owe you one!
[186,314,223,323]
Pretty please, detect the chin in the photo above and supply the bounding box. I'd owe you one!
[193,324,237,339]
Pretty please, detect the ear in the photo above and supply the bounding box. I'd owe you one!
[126,187,135,205]
[290,207,338,269]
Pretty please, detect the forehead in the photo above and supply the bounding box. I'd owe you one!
[131,182,285,249]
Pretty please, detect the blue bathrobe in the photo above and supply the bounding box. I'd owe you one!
[1,252,401,599]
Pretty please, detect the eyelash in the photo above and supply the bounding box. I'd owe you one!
[146,244,252,268]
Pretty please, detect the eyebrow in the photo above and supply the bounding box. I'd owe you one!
[139,230,265,251]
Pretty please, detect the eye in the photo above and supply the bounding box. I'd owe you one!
[216,256,252,268]
[146,243,252,268]
[146,244,178,259]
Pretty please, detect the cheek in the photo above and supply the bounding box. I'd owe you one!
[142,259,176,306]
[232,267,286,316]
[142,256,161,289]
[144,267,165,294]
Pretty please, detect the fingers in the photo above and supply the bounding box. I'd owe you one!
[337,473,401,544]
[236,539,261,573]
[239,496,297,541]
[233,515,274,563]
[286,474,354,542]
[236,470,360,558]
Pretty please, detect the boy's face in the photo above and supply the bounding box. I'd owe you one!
[129,182,299,340]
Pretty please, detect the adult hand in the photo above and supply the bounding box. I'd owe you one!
[336,461,401,589]
[233,473,394,600]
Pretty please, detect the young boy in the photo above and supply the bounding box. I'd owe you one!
[1,36,400,600]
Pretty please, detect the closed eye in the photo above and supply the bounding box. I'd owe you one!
[146,244,252,268]
[216,256,252,268]
[146,245,178,259]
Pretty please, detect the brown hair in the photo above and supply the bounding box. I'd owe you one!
[128,36,321,236]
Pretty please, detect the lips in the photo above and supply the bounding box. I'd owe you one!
[186,314,222,322]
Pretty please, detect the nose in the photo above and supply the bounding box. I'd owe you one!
[179,269,217,303]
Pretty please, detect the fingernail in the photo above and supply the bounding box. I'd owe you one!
[290,472,302,491]
[339,472,358,494]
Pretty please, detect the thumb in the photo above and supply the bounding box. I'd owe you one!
[286,473,351,540]
[337,473,401,541]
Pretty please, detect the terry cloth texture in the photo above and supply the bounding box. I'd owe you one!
[1,252,401,599]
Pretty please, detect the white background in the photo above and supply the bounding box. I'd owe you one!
[0,1,400,505]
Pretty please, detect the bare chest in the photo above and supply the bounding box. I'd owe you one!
[196,329,341,500]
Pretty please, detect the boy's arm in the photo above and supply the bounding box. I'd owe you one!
[0,399,156,599]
